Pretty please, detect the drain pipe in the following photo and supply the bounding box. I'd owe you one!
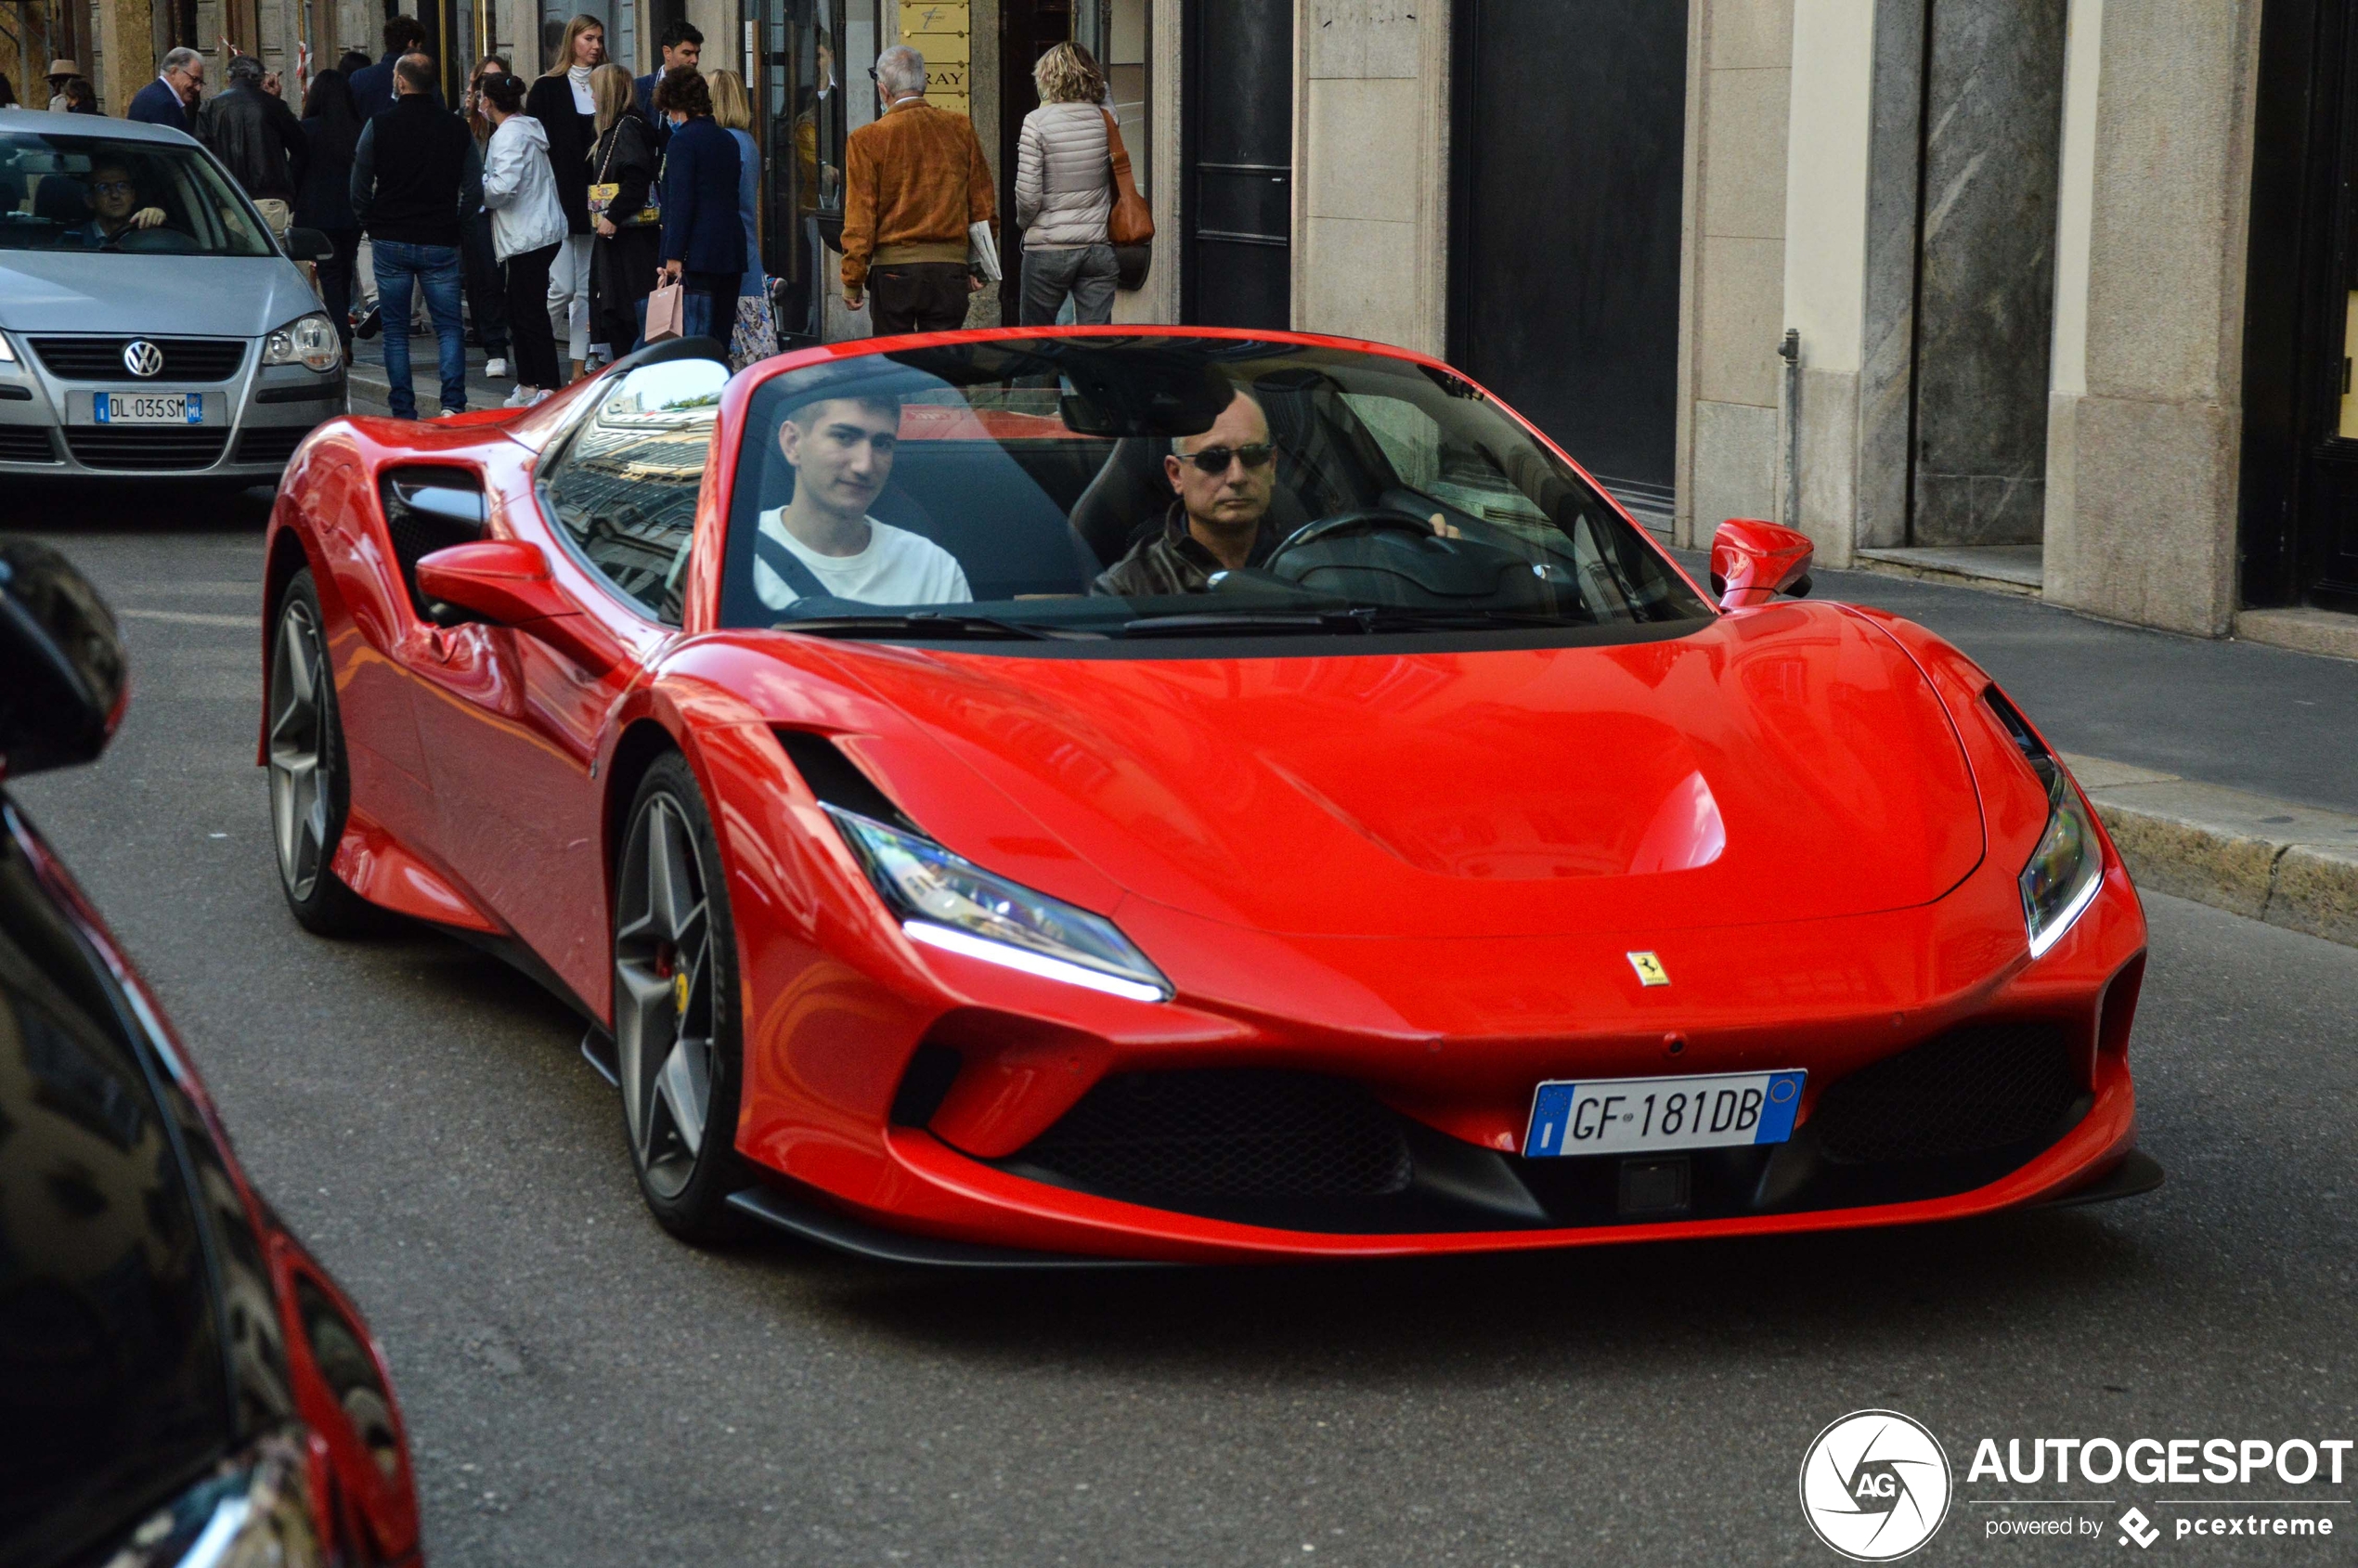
[1779,329,1802,528]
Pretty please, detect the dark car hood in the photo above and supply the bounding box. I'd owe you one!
[808,603,1987,940]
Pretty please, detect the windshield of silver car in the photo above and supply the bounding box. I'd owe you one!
[713,337,1715,645]
[0,131,274,256]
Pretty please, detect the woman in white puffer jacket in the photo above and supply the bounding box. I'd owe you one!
[1014,43,1117,326]
[478,71,570,403]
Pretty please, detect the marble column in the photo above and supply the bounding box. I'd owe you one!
[1909,0,2069,544]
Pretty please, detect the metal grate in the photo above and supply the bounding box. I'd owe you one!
[29,337,247,382]
[1807,1022,2078,1163]
[1017,1070,1414,1201]
[0,427,58,463]
[65,427,228,472]
[234,425,309,467]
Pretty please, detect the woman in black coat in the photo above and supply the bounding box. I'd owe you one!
[296,69,364,360]
[588,63,662,353]
[525,14,604,379]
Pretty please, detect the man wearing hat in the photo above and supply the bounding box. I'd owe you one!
[45,59,79,112]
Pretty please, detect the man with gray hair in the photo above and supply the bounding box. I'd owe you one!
[198,53,309,240]
[839,43,996,333]
[128,46,206,132]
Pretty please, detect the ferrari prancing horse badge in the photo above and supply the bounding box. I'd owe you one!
[1626,951,1670,987]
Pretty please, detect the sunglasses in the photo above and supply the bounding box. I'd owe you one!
[1180,443,1275,475]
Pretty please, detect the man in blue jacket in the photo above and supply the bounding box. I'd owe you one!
[652,68,744,342]
[348,15,427,121]
[633,19,702,146]
[126,47,204,131]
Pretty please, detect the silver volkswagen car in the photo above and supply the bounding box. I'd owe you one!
[0,110,344,485]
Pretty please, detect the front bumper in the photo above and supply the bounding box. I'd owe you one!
[0,332,343,478]
[728,844,2154,1263]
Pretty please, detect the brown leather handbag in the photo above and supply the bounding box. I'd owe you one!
[1101,107,1154,289]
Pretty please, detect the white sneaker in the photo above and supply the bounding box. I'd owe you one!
[526,389,552,406]
[502,385,532,408]
[484,356,510,379]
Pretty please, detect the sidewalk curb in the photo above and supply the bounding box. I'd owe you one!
[2063,754,2358,949]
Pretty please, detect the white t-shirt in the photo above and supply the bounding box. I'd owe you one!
[754,509,972,609]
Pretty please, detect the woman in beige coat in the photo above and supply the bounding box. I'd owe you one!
[1014,43,1118,325]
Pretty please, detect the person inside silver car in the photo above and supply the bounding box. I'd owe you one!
[60,158,169,247]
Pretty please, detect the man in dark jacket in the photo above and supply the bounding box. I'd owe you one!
[632,19,701,146]
[351,54,483,419]
[127,46,204,131]
[348,15,427,122]
[199,54,308,240]
[652,69,745,342]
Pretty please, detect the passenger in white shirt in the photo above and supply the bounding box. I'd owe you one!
[755,395,971,609]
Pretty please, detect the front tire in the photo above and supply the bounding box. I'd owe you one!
[268,570,372,935]
[614,753,748,1242]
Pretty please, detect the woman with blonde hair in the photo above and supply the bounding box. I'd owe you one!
[524,13,604,377]
[707,69,778,366]
[460,55,514,379]
[588,61,661,352]
[1014,41,1117,325]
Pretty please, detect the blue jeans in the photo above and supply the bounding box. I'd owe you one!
[374,240,467,418]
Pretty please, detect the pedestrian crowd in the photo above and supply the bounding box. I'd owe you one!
[0,25,1154,419]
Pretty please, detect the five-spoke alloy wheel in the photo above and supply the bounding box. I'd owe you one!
[268,570,369,934]
[614,754,746,1238]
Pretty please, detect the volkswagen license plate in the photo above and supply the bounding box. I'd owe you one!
[96,393,201,424]
[1523,1069,1806,1157]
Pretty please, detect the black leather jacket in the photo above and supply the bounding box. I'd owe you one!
[198,84,308,203]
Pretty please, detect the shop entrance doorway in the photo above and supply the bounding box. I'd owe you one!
[1446,0,1685,518]
[2244,0,2358,613]
[1180,0,1290,330]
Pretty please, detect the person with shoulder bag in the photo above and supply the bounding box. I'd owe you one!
[478,71,569,405]
[710,69,779,367]
[588,63,663,354]
[1014,43,1115,325]
[525,14,605,379]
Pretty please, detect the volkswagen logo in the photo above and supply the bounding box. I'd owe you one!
[122,340,165,378]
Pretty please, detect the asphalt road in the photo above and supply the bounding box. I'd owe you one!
[9,489,2358,1566]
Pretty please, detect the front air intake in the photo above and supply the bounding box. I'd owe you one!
[1807,1021,2078,1163]
[1016,1070,1414,1201]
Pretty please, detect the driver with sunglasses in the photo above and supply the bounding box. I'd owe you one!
[1092,387,1284,598]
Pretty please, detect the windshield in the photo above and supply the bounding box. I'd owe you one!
[0,130,274,256]
[719,337,1712,645]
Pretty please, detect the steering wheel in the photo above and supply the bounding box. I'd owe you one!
[1262,508,1442,569]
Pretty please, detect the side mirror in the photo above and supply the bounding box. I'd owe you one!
[414,539,566,628]
[285,226,338,264]
[1709,518,1815,609]
[413,539,614,671]
[0,538,128,777]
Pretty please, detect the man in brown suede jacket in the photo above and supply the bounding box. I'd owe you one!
[840,44,997,333]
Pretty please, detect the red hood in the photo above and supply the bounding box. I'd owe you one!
[797,603,1985,940]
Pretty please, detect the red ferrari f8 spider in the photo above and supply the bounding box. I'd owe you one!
[258,327,2157,1263]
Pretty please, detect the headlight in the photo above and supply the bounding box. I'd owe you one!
[263,313,341,373]
[823,805,1172,1002]
[0,331,16,364]
[2020,765,2103,958]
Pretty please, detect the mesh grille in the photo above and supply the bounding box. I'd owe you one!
[1017,1070,1414,1200]
[30,336,247,382]
[65,427,228,471]
[0,427,58,463]
[1808,1022,2078,1163]
[235,425,309,467]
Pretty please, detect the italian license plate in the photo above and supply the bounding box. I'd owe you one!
[1523,1069,1806,1157]
[95,392,202,424]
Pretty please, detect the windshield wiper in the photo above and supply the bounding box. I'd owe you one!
[1117,606,1592,637]
[772,611,1100,641]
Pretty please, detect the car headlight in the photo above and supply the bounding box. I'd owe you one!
[2019,759,2103,958]
[823,805,1172,1002]
[0,330,16,364]
[263,313,341,373]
